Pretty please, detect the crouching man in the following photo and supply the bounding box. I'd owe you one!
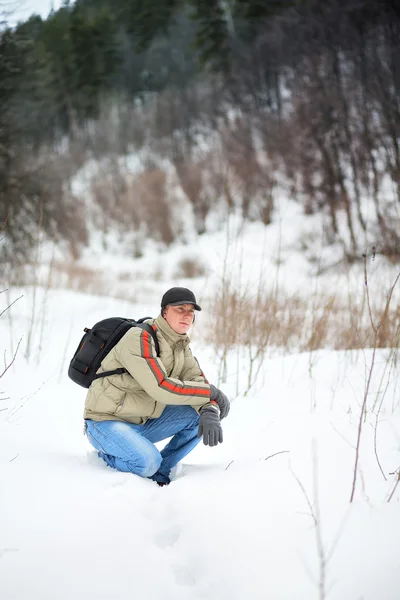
[84,287,230,486]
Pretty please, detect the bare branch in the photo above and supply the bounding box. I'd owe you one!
[373,383,391,481]
[350,342,377,502]
[0,295,23,319]
[264,450,290,461]
[290,466,317,527]
[312,442,326,600]
[350,257,400,502]
[362,247,377,333]
[0,337,22,379]
[7,376,51,421]
[387,468,400,503]
[330,422,355,449]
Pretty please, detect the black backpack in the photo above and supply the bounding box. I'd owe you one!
[68,317,160,388]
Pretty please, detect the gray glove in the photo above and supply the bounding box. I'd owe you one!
[209,384,230,420]
[197,405,223,446]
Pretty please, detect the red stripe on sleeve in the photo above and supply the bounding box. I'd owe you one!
[141,330,210,397]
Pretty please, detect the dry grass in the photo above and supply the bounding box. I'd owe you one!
[10,261,123,298]
[175,162,203,208]
[206,290,305,352]
[89,163,174,247]
[54,262,100,294]
[134,168,174,245]
[174,257,206,279]
[205,287,400,353]
[205,277,400,394]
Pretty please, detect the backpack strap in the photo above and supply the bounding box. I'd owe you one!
[94,367,127,379]
[92,320,160,381]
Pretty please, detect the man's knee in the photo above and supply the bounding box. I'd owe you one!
[128,447,162,477]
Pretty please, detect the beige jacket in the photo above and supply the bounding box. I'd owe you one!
[83,314,210,424]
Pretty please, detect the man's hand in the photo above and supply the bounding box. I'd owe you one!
[198,404,223,446]
[209,384,230,419]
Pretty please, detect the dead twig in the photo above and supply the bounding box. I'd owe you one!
[350,342,377,502]
[330,422,355,449]
[290,456,325,600]
[350,255,400,502]
[290,441,348,600]
[386,467,400,503]
[0,338,22,379]
[0,294,23,319]
[291,467,316,526]
[373,393,389,481]
[7,376,51,421]
[264,450,290,461]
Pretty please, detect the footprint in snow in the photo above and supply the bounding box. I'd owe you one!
[0,548,19,558]
[154,526,181,549]
[172,564,196,587]
[151,504,198,588]
[109,476,129,488]
[152,503,182,548]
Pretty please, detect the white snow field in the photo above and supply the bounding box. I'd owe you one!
[1,204,400,600]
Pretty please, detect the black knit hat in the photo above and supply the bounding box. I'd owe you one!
[161,287,202,311]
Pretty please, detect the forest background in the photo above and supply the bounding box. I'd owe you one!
[1,0,400,271]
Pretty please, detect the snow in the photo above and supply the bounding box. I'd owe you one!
[1,288,400,599]
[1,191,400,599]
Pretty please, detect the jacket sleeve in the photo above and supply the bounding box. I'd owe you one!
[180,346,209,384]
[116,328,210,407]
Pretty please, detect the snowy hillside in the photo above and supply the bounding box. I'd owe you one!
[28,185,400,316]
[1,287,400,599]
[1,190,400,599]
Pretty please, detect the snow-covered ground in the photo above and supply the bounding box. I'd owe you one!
[1,280,399,599]
[1,184,400,599]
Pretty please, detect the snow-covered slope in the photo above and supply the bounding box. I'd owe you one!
[1,155,400,599]
[33,190,400,317]
[1,288,399,600]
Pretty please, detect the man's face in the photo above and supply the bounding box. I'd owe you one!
[164,304,195,334]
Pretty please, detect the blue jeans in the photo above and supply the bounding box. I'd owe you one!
[85,405,200,484]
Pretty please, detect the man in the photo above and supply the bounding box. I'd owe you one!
[84,287,230,486]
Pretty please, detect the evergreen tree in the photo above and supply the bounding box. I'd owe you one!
[69,3,120,120]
